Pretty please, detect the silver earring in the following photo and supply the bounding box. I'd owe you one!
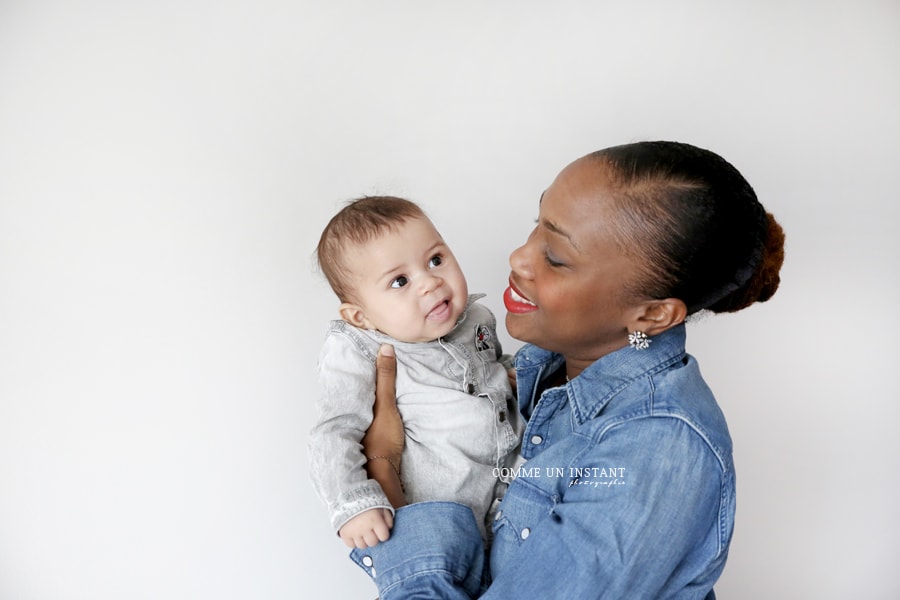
[628,331,651,351]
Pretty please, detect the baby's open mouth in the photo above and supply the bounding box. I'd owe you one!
[426,299,452,321]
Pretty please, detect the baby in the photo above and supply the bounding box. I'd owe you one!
[309,196,523,548]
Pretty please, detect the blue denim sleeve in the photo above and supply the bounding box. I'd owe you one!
[350,502,486,600]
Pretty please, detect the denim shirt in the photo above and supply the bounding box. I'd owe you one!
[309,295,523,538]
[350,324,734,599]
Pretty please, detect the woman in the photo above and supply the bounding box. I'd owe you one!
[354,141,785,599]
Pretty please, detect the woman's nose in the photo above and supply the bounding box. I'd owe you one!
[509,243,533,279]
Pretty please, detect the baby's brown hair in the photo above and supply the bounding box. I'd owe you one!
[316,196,426,302]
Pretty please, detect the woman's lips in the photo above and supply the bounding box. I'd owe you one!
[504,283,538,314]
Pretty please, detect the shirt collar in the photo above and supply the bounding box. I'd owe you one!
[517,324,687,425]
[441,293,485,341]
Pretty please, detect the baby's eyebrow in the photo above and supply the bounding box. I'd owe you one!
[424,240,447,256]
[377,260,406,280]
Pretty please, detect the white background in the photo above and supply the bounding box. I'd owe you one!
[1,1,898,598]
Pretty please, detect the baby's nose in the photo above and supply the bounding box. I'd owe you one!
[419,274,442,294]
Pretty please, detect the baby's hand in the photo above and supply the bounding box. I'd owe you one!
[338,508,394,549]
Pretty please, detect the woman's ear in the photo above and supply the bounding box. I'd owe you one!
[339,302,370,329]
[630,298,687,336]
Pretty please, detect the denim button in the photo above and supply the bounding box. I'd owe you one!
[466,383,475,394]
[530,435,543,445]
[498,411,506,422]
[520,527,531,540]
[362,555,373,567]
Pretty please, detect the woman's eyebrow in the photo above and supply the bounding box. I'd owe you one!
[537,189,578,249]
[542,218,579,251]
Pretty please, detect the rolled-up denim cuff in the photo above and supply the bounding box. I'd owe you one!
[350,501,486,600]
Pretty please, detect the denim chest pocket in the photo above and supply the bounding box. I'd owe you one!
[491,477,557,550]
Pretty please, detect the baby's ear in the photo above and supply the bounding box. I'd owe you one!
[339,302,369,328]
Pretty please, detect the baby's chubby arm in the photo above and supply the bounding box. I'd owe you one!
[338,507,395,549]
[309,327,393,533]
[340,344,405,550]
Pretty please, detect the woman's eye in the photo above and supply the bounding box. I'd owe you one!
[390,276,409,289]
[544,251,565,268]
[428,255,443,268]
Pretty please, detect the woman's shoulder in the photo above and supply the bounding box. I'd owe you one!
[580,393,733,477]
[600,406,733,474]
[570,353,733,472]
[644,354,733,462]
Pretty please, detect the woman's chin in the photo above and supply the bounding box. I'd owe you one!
[504,312,533,344]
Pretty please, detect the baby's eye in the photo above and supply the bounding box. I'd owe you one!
[428,254,443,268]
[390,275,409,289]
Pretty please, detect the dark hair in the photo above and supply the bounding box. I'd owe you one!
[316,196,426,302]
[593,141,785,314]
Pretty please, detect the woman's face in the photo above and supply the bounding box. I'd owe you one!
[504,157,645,367]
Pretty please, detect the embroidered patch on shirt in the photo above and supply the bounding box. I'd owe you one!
[475,324,493,351]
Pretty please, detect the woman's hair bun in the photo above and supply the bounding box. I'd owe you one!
[709,212,785,313]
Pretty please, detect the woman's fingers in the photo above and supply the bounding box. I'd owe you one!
[374,344,397,414]
[363,344,405,461]
[363,344,408,507]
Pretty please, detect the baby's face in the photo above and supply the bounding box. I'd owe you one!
[342,216,468,342]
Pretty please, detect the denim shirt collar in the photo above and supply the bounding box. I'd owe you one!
[515,324,687,425]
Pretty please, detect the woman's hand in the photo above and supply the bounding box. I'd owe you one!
[361,344,407,508]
